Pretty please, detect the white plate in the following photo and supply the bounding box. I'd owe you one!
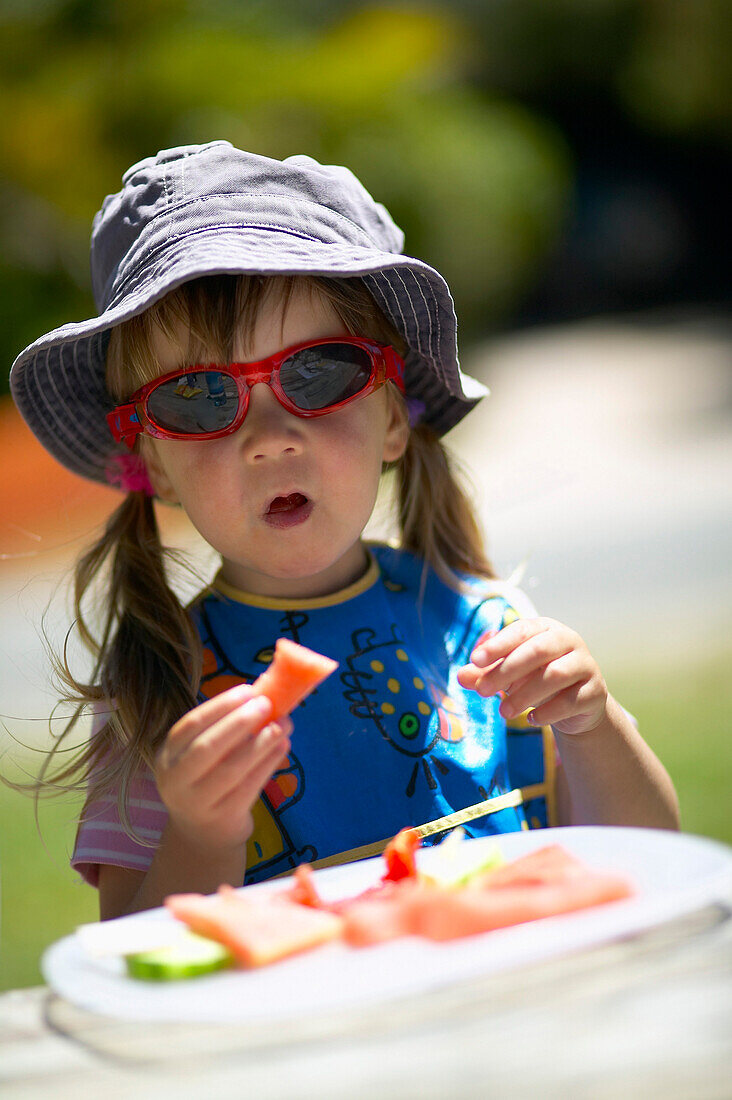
[42,826,732,1023]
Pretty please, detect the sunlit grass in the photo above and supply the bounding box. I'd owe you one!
[605,650,732,846]
[1,650,730,992]
[1,775,96,991]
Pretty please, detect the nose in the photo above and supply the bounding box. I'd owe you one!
[238,383,304,464]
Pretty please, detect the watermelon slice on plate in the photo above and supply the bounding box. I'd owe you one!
[166,884,343,968]
[339,842,633,946]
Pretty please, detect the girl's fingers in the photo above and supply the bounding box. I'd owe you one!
[159,692,273,778]
[163,683,257,758]
[524,681,605,733]
[193,720,288,800]
[166,727,291,848]
[174,720,289,813]
[277,715,294,739]
[496,651,589,719]
[180,697,276,781]
[456,657,504,692]
[469,628,576,698]
[210,730,292,815]
[471,618,555,666]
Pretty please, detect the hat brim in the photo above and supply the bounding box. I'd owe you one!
[11,228,487,486]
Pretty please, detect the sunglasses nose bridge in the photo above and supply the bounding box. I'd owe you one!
[238,365,274,386]
[226,363,276,428]
[240,375,296,426]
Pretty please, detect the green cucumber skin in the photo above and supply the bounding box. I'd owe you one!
[125,938,234,982]
[126,955,233,981]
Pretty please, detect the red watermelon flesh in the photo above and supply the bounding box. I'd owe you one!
[407,870,633,941]
[472,844,589,888]
[339,846,633,946]
[164,845,634,965]
[251,638,338,719]
[382,827,421,881]
[166,884,343,967]
[287,864,326,909]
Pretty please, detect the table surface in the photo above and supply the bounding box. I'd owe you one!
[2,896,731,1100]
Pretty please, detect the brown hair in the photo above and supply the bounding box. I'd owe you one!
[21,274,495,831]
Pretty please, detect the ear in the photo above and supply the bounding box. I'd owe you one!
[382,389,410,463]
[139,440,180,504]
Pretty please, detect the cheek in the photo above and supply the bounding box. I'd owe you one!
[324,395,390,463]
[145,438,231,505]
[322,419,385,487]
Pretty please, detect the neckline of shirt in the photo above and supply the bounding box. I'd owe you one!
[212,548,381,610]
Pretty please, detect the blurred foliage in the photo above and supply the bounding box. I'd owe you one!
[455,0,731,140]
[1,0,730,395]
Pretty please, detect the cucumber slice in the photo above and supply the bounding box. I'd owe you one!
[420,831,504,888]
[125,932,234,981]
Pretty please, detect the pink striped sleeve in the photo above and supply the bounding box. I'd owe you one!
[70,712,168,887]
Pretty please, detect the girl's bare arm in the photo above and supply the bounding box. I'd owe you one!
[98,822,251,919]
[551,694,678,827]
[98,685,291,919]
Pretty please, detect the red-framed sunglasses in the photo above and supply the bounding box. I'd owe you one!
[107,336,406,447]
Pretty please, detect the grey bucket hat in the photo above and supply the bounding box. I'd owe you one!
[10,140,487,487]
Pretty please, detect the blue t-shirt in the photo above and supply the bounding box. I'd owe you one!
[193,544,556,885]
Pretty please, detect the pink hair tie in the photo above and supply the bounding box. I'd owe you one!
[105,453,156,496]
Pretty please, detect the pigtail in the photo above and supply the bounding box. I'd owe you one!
[86,491,202,760]
[19,490,202,836]
[394,423,496,586]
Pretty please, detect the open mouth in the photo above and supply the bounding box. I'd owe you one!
[267,492,308,514]
[264,492,313,528]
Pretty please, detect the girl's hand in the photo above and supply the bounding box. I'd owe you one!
[457,617,608,736]
[155,684,292,855]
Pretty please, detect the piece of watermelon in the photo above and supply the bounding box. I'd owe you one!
[250,638,338,719]
[411,873,633,941]
[382,827,421,881]
[166,885,343,967]
[284,865,406,920]
[476,844,588,889]
[286,864,326,909]
[339,845,633,946]
[339,880,419,947]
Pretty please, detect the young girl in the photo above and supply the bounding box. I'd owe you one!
[10,141,678,920]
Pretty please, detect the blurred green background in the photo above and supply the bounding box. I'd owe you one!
[1,0,730,991]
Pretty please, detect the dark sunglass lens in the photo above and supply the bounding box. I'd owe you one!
[280,344,372,411]
[147,372,239,434]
